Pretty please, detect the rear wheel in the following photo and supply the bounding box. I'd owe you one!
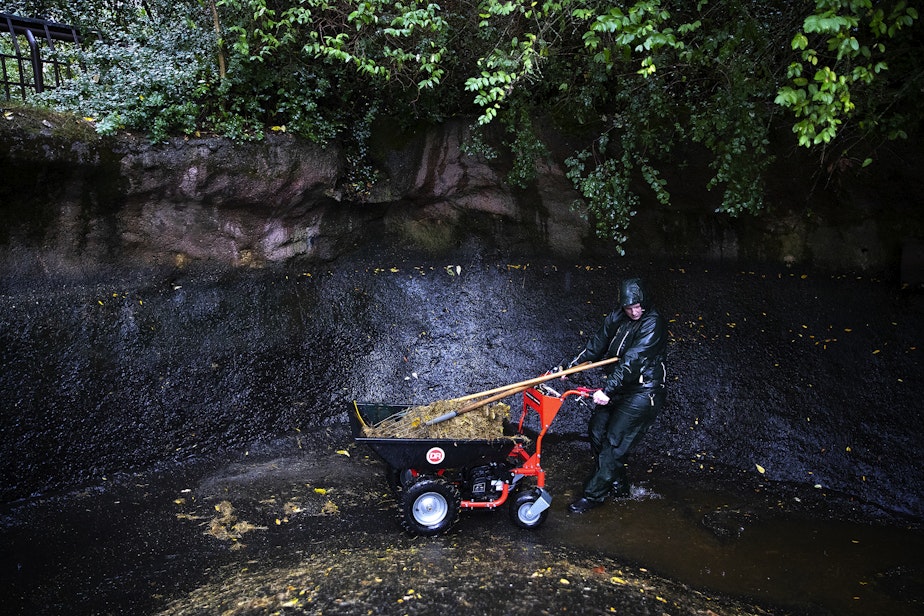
[386,467,416,495]
[400,478,461,536]
[509,489,550,529]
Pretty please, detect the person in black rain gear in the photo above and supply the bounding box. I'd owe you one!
[565,277,667,514]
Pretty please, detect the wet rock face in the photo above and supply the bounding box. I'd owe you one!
[1,112,922,519]
[114,134,348,263]
[0,114,591,266]
[3,110,923,273]
[1,241,922,522]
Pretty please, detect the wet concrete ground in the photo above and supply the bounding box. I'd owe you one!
[2,424,921,616]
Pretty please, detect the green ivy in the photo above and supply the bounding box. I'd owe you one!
[12,0,922,252]
[775,0,919,147]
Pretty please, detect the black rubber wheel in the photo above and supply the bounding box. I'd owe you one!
[400,478,461,536]
[509,489,550,529]
[386,467,416,495]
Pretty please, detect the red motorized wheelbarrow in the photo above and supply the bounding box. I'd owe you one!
[350,384,596,536]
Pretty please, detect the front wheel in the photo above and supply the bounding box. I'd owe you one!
[509,489,550,529]
[400,478,461,536]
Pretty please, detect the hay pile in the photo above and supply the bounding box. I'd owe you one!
[363,400,512,439]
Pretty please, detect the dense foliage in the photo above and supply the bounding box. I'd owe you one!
[5,0,921,251]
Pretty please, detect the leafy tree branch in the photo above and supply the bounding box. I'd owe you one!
[10,0,921,252]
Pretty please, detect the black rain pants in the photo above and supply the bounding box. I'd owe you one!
[582,386,666,501]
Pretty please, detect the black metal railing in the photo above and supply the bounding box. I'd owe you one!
[1,13,82,101]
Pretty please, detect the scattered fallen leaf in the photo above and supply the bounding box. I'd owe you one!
[335,449,350,457]
[755,464,766,474]
[283,501,303,515]
[320,500,339,515]
[175,513,205,521]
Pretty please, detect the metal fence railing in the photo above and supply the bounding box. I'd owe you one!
[1,13,82,101]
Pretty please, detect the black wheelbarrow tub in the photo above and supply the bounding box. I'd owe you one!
[350,402,517,470]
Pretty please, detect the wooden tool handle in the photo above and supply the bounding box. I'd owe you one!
[450,356,620,403]
[426,356,620,426]
[424,384,533,426]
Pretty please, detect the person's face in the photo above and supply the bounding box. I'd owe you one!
[623,303,643,320]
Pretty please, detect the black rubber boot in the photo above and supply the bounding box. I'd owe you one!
[568,496,605,514]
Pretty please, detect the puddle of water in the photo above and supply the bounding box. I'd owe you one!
[4,438,921,616]
[547,479,924,615]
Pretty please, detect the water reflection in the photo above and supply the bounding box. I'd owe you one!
[547,477,923,616]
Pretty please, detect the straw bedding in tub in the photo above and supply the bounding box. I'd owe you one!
[363,400,512,440]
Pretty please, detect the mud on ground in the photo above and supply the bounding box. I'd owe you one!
[2,425,921,616]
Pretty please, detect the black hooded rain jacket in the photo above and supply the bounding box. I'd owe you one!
[570,278,667,396]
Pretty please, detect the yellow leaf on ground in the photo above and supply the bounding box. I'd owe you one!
[756,464,766,474]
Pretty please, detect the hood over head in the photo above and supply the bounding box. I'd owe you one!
[618,278,648,308]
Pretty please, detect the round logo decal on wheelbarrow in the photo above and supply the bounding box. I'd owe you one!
[426,447,446,465]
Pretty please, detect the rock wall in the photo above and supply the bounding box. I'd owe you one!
[1,108,922,275]
[1,110,922,517]
[0,112,588,269]
[1,243,921,517]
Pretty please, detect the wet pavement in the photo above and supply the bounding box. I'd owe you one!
[2,425,921,616]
